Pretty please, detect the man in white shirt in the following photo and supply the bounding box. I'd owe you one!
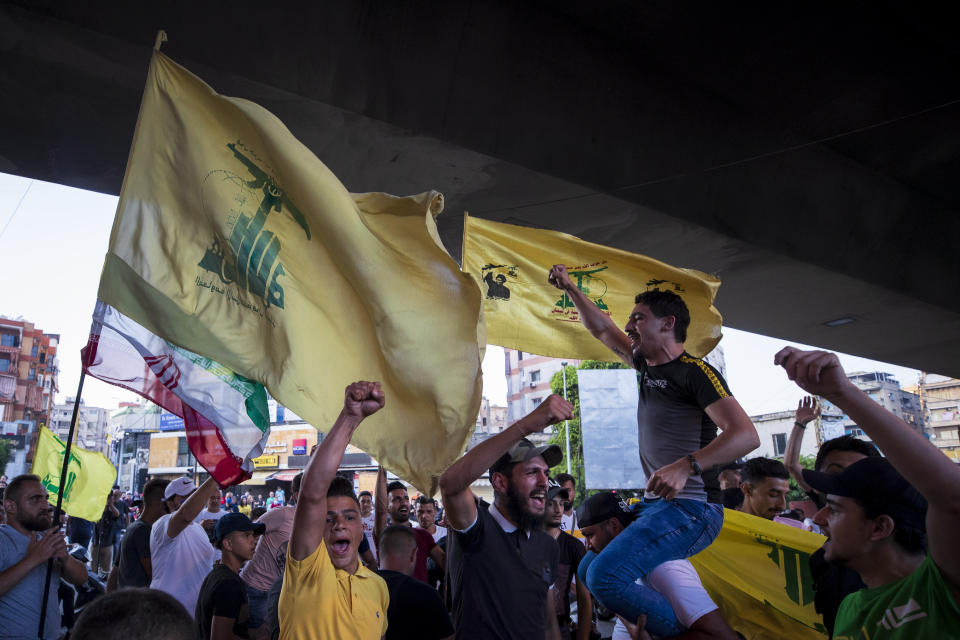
[416,497,447,543]
[556,473,579,533]
[358,490,377,561]
[150,475,220,615]
[194,489,229,530]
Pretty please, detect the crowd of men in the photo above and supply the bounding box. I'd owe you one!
[1,264,958,639]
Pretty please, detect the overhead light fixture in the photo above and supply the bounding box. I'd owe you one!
[823,317,857,327]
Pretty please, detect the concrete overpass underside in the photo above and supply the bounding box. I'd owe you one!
[2,1,959,376]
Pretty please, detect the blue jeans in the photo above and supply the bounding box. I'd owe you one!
[246,584,270,629]
[580,499,723,637]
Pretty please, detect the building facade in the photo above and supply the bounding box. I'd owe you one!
[0,317,60,464]
[919,375,960,463]
[475,396,508,435]
[504,349,580,425]
[821,371,924,444]
[49,397,111,456]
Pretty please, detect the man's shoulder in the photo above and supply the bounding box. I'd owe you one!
[414,526,436,544]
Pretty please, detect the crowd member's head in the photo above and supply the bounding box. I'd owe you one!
[806,458,927,570]
[576,492,635,553]
[489,438,562,531]
[386,480,411,524]
[214,512,265,562]
[544,479,569,530]
[378,524,418,575]
[718,461,743,490]
[358,490,373,517]
[555,472,576,512]
[815,435,880,475]
[2,474,53,532]
[626,289,690,360]
[416,497,438,529]
[162,477,196,512]
[325,475,363,571]
[251,506,267,521]
[141,478,169,516]
[71,588,195,640]
[207,489,222,511]
[738,457,790,520]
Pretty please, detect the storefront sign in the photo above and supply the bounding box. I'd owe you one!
[252,454,279,468]
[292,438,307,455]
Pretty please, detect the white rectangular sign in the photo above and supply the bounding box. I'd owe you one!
[579,368,646,490]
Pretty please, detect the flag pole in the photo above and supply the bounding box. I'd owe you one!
[37,370,87,639]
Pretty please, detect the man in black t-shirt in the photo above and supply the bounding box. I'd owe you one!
[544,479,591,640]
[377,525,454,640]
[107,478,169,591]
[548,264,759,637]
[196,512,265,640]
[440,398,574,640]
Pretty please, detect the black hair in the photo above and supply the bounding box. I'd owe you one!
[328,475,360,506]
[250,506,267,521]
[740,457,789,484]
[555,473,576,487]
[815,435,881,471]
[633,289,690,343]
[857,498,927,555]
[417,496,438,508]
[378,524,417,557]
[142,479,169,504]
[292,472,303,496]
[2,474,42,504]
[386,480,407,495]
[358,490,373,499]
[71,588,194,640]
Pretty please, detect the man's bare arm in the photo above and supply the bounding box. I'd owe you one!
[784,397,818,494]
[548,264,633,365]
[167,476,220,539]
[290,381,384,561]
[439,395,574,531]
[574,580,593,640]
[374,466,388,540]
[429,543,445,571]
[776,347,960,599]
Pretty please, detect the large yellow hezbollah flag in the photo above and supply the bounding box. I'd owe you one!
[690,509,828,639]
[31,426,116,522]
[98,52,483,493]
[461,215,722,360]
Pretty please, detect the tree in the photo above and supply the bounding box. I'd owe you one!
[547,360,635,508]
[0,438,12,479]
[786,454,817,503]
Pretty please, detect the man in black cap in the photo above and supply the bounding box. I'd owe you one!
[195,512,265,640]
[776,346,960,639]
[440,395,574,640]
[575,492,738,640]
[545,478,592,640]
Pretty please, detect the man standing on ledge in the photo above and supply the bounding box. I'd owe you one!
[547,264,759,637]
[440,395,574,640]
[280,381,389,640]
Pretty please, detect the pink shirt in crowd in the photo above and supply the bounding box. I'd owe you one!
[240,505,296,591]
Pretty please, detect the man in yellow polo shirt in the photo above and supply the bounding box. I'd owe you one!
[280,381,389,640]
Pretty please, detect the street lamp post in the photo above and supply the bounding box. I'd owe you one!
[561,362,571,475]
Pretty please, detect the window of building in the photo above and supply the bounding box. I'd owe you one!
[532,397,543,407]
[517,351,524,360]
[31,345,38,357]
[482,417,487,426]
[0,334,16,347]
[28,367,36,381]
[530,370,541,383]
[0,357,9,373]
[772,433,787,457]
[176,437,194,467]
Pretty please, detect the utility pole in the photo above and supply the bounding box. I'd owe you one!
[561,362,571,475]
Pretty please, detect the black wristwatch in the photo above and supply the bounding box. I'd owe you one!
[686,454,702,476]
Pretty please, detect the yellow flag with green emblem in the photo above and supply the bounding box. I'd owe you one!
[461,214,722,359]
[690,509,828,639]
[97,52,483,493]
[30,426,116,522]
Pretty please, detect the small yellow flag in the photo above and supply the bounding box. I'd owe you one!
[97,53,483,493]
[690,509,828,639]
[461,215,723,360]
[30,426,116,522]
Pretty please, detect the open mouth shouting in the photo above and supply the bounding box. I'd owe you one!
[329,536,352,556]
[529,489,546,512]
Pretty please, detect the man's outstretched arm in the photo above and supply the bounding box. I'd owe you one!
[374,466,388,540]
[784,396,819,494]
[548,264,633,365]
[439,395,574,531]
[289,381,384,561]
[775,347,960,600]
[167,476,220,539]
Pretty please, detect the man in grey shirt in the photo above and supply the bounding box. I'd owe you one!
[548,265,759,637]
[107,478,169,591]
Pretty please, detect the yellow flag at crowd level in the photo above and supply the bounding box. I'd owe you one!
[461,215,723,360]
[690,509,828,639]
[30,426,116,522]
[98,52,483,493]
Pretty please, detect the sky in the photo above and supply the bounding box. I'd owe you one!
[1,172,924,418]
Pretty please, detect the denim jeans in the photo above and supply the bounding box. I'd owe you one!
[246,584,270,629]
[580,499,723,637]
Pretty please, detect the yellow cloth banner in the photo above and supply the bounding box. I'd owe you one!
[461,215,723,360]
[690,509,828,639]
[98,52,483,493]
[30,426,116,522]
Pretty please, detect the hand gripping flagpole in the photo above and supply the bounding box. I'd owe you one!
[37,370,87,639]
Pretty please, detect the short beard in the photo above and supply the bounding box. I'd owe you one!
[392,511,409,524]
[20,513,52,532]
[502,482,545,532]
